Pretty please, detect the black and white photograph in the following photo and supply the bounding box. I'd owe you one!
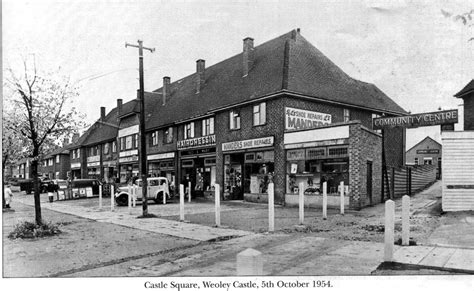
[1,0,473,290]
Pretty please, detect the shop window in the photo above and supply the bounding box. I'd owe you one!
[245,153,256,162]
[306,148,326,159]
[230,111,240,130]
[184,122,195,139]
[253,102,266,126]
[343,109,350,122]
[202,117,215,136]
[151,131,159,146]
[414,158,419,165]
[204,158,216,166]
[328,147,348,157]
[182,159,194,168]
[164,127,173,144]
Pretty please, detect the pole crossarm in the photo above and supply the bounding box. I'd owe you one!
[125,40,155,53]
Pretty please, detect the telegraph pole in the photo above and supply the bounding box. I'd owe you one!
[125,40,155,216]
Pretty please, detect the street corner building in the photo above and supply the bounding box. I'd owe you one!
[41,29,409,210]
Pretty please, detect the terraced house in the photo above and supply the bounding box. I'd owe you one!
[71,29,407,210]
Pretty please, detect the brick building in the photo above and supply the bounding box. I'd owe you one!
[72,29,406,209]
[406,136,442,178]
[39,142,72,180]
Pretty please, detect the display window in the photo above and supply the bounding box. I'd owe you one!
[119,164,139,184]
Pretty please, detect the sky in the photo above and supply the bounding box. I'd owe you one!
[2,0,473,149]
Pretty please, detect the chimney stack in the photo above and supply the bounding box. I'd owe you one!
[196,59,205,94]
[100,106,106,121]
[163,76,170,105]
[243,37,254,77]
[117,99,123,116]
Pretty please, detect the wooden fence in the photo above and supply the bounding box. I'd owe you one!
[385,164,437,199]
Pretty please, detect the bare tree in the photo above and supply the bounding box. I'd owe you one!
[4,56,86,224]
[441,9,474,42]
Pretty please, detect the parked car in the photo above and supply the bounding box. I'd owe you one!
[18,179,34,194]
[115,177,172,206]
[70,179,102,196]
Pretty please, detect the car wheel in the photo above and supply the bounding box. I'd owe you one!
[116,194,129,206]
[155,192,164,204]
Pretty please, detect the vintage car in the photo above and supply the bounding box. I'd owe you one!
[114,177,172,206]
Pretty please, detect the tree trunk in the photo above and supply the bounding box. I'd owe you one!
[31,157,42,225]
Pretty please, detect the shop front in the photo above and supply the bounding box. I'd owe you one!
[177,135,216,198]
[148,152,176,190]
[71,162,81,179]
[118,151,139,183]
[102,160,117,183]
[221,136,275,200]
[87,156,101,179]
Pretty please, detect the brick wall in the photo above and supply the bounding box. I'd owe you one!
[349,123,382,209]
[147,126,177,154]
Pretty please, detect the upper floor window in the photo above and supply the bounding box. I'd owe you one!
[112,141,117,153]
[56,155,60,163]
[202,117,215,136]
[89,146,99,156]
[48,158,53,166]
[151,131,159,146]
[414,158,419,165]
[133,134,138,149]
[253,102,266,126]
[77,149,80,158]
[43,160,47,167]
[164,127,173,144]
[344,109,351,122]
[125,136,132,149]
[72,150,76,159]
[184,122,195,139]
[230,110,241,130]
[103,143,110,155]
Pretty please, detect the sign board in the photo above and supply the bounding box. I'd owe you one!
[177,135,216,150]
[87,156,100,163]
[373,109,458,130]
[222,136,274,152]
[416,149,440,154]
[285,107,331,131]
[287,149,305,161]
[119,156,139,163]
[147,152,175,161]
[71,162,81,169]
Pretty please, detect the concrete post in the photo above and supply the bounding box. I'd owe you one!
[163,188,166,205]
[110,185,115,211]
[215,184,221,227]
[384,200,395,262]
[322,182,327,220]
[188,181,192,203]
[340,181,345,215]
[99,184,103,209]
[180,184,185,221]
[402,195,410,246]
[133,185,137,207]
[298,182,304,224]
[236,248,263,276]
[128,185,132,213]
[268,183,275,232]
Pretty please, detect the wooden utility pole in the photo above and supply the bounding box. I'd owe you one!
[125,40,155,216]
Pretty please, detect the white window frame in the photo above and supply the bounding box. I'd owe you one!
[202,117,215,136]
[151,131,159,146]
[253,102,266,126]
[344,109,350,122]
[125,136,133,150]
[112,141,117,152]
[230,111,241,130]
[77,149,80,158]
[423,157,433,165]
[48,158,53,166]
[56,155,60,163]
[104,143,110,155]
[184,122,195,139]
[164,127,173,144]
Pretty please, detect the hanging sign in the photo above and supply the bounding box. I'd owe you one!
[285,107,332,131]
[373,109,458,130]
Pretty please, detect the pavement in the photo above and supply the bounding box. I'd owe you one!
[6,181,474,276]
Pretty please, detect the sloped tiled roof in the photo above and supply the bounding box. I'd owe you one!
[81,107,119,146]
[406,136,441,153]
[454,79,474,98]
[144,29,406,130]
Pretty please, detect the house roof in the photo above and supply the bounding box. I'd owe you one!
[143,29,406,130]
[70,107,119,148]
[406,136,442,153]
[454,79,474,98]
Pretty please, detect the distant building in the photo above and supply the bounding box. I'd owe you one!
[406,136,442,178]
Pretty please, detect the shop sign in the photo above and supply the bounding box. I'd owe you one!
[118,125,139,138]
[87,162,100,167]
[222,136,274,152]
[285,107,332,131]
[373,109,458,130]
[71,162,81,169]
[147,152,175,160]
[120,149,138,157]
[181,148,216,156]
[416,149,440,154]
[177,135,216,150]
[87,156,100,163]
[119,156,138,163]
[287,149,305,161]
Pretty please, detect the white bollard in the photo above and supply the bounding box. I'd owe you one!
[110,185,115,211]
[128,185,132,213]
[236,248,263,276]
[402,195,410,246]
[215,184,221,227]
[188,181,192,203]
[163,188,166,205]
[340,181,345,215]
[99,184,103,209]
[268,183,275,232]
[180,184,185,221]
[384,200,395,262]
[298,182,304,224]
[322,182,327,220]
[133,185,137,207]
